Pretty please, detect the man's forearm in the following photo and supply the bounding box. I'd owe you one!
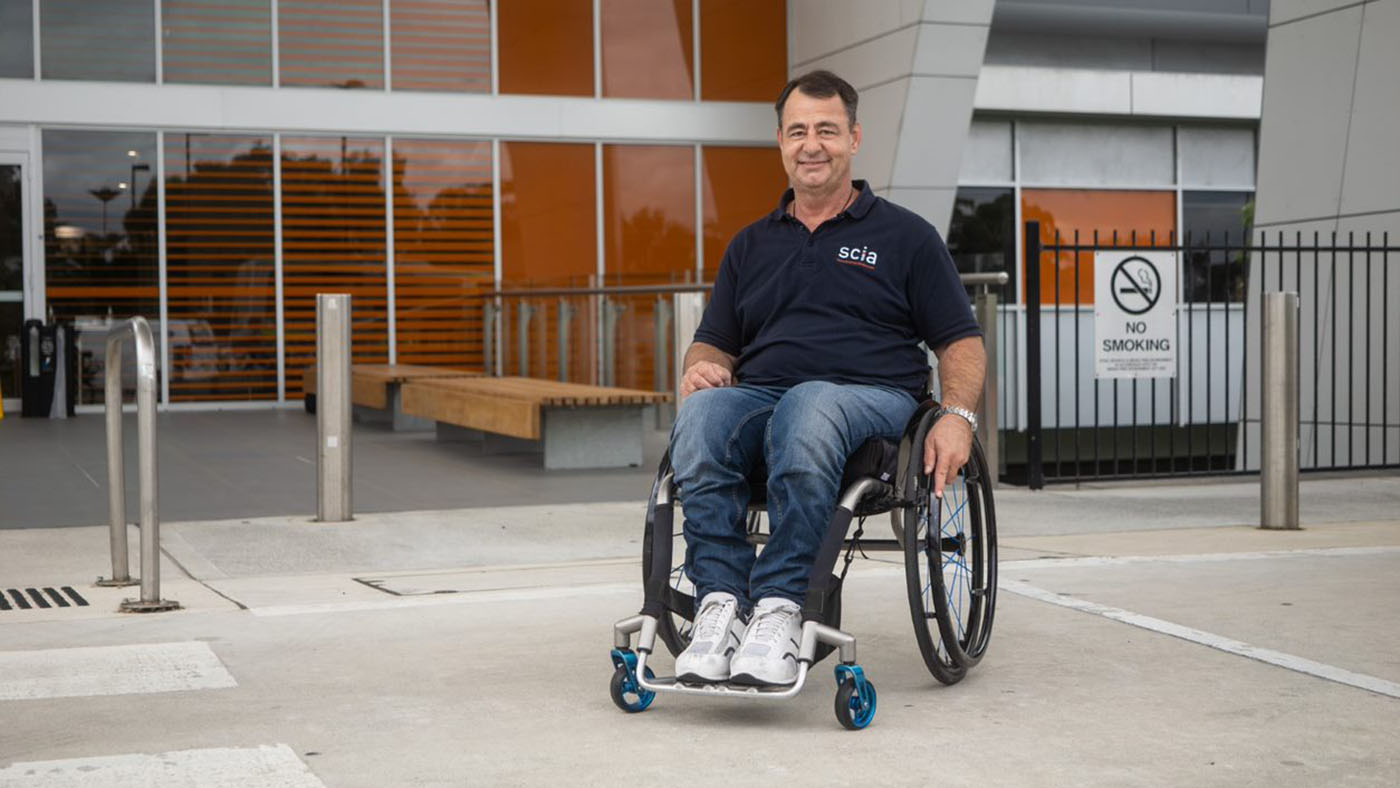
[933,336,986,413]
[683,341,736,374]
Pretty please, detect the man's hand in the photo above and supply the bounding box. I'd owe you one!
[922,412,973,499]
[679,360,733,400]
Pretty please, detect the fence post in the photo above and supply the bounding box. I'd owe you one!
[317,294,352,523]
[1261,291,1300,530]
[1024,221,1044,489]
[556,297,572,382]
[516,301,534,377]
[975,288,1000,485]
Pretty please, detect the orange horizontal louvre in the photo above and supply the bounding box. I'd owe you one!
[499,141,597,382]
[279,0,383,88]
[392,138,494,370]
[603,144,695,392]
[281,136,389,396]
[162,0,273,85]
[42,130,160,405]
[1022,189,1177,306]
[391,0,490,92]
[164,133,277,402]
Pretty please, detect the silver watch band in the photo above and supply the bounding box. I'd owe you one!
[937,405,978,432]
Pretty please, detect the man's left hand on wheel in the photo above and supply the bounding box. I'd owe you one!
[923,414,972,499]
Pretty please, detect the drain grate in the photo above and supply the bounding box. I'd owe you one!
[0,587,90,611]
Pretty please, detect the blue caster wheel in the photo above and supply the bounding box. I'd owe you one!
[834,665,876,730]
[609,650,656,713]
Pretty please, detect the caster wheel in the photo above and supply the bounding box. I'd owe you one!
[834,676,877,730]
[610,664,656,713]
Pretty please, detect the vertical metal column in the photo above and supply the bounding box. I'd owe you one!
[672,292,705,399]
[317,294,353,522]
[975,289,1000,485]
[516,301,534,377]
[556,297,573,382]
[1024,222,1045,489]
[482,301,496,375]
[1261,292,1300,530]
[652,296,673,427]
[101,317,178,612]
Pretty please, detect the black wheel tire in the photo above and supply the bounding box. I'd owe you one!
[902,410,998,683]
[834,677,877,730]
[929,441,997,669]
[303,393,316,414]
[609,665,655,713]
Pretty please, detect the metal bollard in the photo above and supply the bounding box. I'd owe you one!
[516,301,534,377]
[974,289,1000,485]
[317,294,353,522]
[672,292,705,400]
[1261,292,1300,530]
[557,297,573,382]
[100,316,178,612]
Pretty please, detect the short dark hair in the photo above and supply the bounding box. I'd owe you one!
[775,70,859,130]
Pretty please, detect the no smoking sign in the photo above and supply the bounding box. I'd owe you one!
[1094,251,1177,379]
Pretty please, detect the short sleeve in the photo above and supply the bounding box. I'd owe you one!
[906,228,982,350]
[692,236,743,355]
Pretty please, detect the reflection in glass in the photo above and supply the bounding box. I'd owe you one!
[603,145,694,390]
[162,0,273,86]
[497,0,592,96]
[947,187,1016,295]
[699,0,784,102]
[281,136,387,395]
[701,146,786,279]
[41,0,155,82]
[0,0,34,78]
[1183,190,1253,303]
[601,0,693,100]
[165,134,276,401]
[1,164,21,291]
[280,0,382,89]
[43,130,159,404]
[500,141,596,381]
[392,138,493,369]
[392,0,490,93]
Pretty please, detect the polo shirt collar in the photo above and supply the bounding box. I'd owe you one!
[772,180,875,223]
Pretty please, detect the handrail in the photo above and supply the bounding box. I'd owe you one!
[479,272,1009,300]
[101,316,178,612]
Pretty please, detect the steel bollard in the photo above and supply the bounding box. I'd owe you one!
[317,294,353,522]
[1261,291,1300,530]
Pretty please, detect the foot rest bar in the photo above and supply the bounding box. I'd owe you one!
[636,655,810,700]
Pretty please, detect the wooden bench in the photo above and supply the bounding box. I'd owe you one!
[399,376,672,469]
[302,364,480,430]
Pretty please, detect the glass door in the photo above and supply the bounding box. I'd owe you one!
[0,157,26,411]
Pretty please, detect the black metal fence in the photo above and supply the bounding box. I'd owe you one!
[1015,221,1398,487]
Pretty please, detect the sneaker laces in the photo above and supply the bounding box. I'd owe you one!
[691,596,737,644]
[748,605,798,648]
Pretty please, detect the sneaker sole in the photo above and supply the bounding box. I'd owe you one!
[727,671,796,688]
[676,671,728,685]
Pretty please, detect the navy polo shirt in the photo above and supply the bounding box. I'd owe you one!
[693,180,980,398]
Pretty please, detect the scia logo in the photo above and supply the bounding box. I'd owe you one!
[837,245,878,267]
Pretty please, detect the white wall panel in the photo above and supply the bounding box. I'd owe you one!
[1019,121,1174,186]
[1179,126,1255,187]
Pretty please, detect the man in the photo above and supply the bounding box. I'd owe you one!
[671,70,985,687]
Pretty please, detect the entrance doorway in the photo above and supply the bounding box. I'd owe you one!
[0,157,27,412]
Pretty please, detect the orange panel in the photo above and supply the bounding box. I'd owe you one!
[701,145,786,278]
[281,136,388,395]
[1021,189,1176,306]
[164,134,277,402]
[393,138,494,370]
[498,0,593,96]
[699,0,785,102]
[600,0,693,100]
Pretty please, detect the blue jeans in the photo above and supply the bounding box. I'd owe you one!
[669,381,917,610]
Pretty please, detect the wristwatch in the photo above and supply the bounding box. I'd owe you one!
[936,405,978,432]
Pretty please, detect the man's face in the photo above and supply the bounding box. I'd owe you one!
[777,90,861,195]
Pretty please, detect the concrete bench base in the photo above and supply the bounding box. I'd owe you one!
[354,385,435,431]
[434,406,644,469]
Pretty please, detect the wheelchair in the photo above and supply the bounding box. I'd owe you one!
[610,399,998,730]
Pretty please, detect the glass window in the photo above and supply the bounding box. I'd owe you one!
[603,144,694,390]
[1,302,20,400]
[1183,190,1252,303]
[947,187,1016,295]
[1021,188,1176,305]
[1,164,19,292]
[0,0,34,78]
[959,120,1013,185]
[701,145,785,279]
[1019,122,1174,187]
[164,134,276,402]
[600,0,693,100]
[391,0,490,93]
[499,141,596,382]
[1179,127,1255,188]
[41,0,155,82]
[281,136,387,395]
[497,0,592,96]
[162,0,273,86]
[43,130,159,404]
[699,0,785,102]
[280,0,383,89]
[392,138,493,369]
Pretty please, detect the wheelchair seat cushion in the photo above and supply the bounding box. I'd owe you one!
[746,436,900,506]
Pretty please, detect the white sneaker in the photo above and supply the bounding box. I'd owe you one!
[674,591,745,683]
[729,597,802,686]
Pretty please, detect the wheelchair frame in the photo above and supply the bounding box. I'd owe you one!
[610,403,998,730]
